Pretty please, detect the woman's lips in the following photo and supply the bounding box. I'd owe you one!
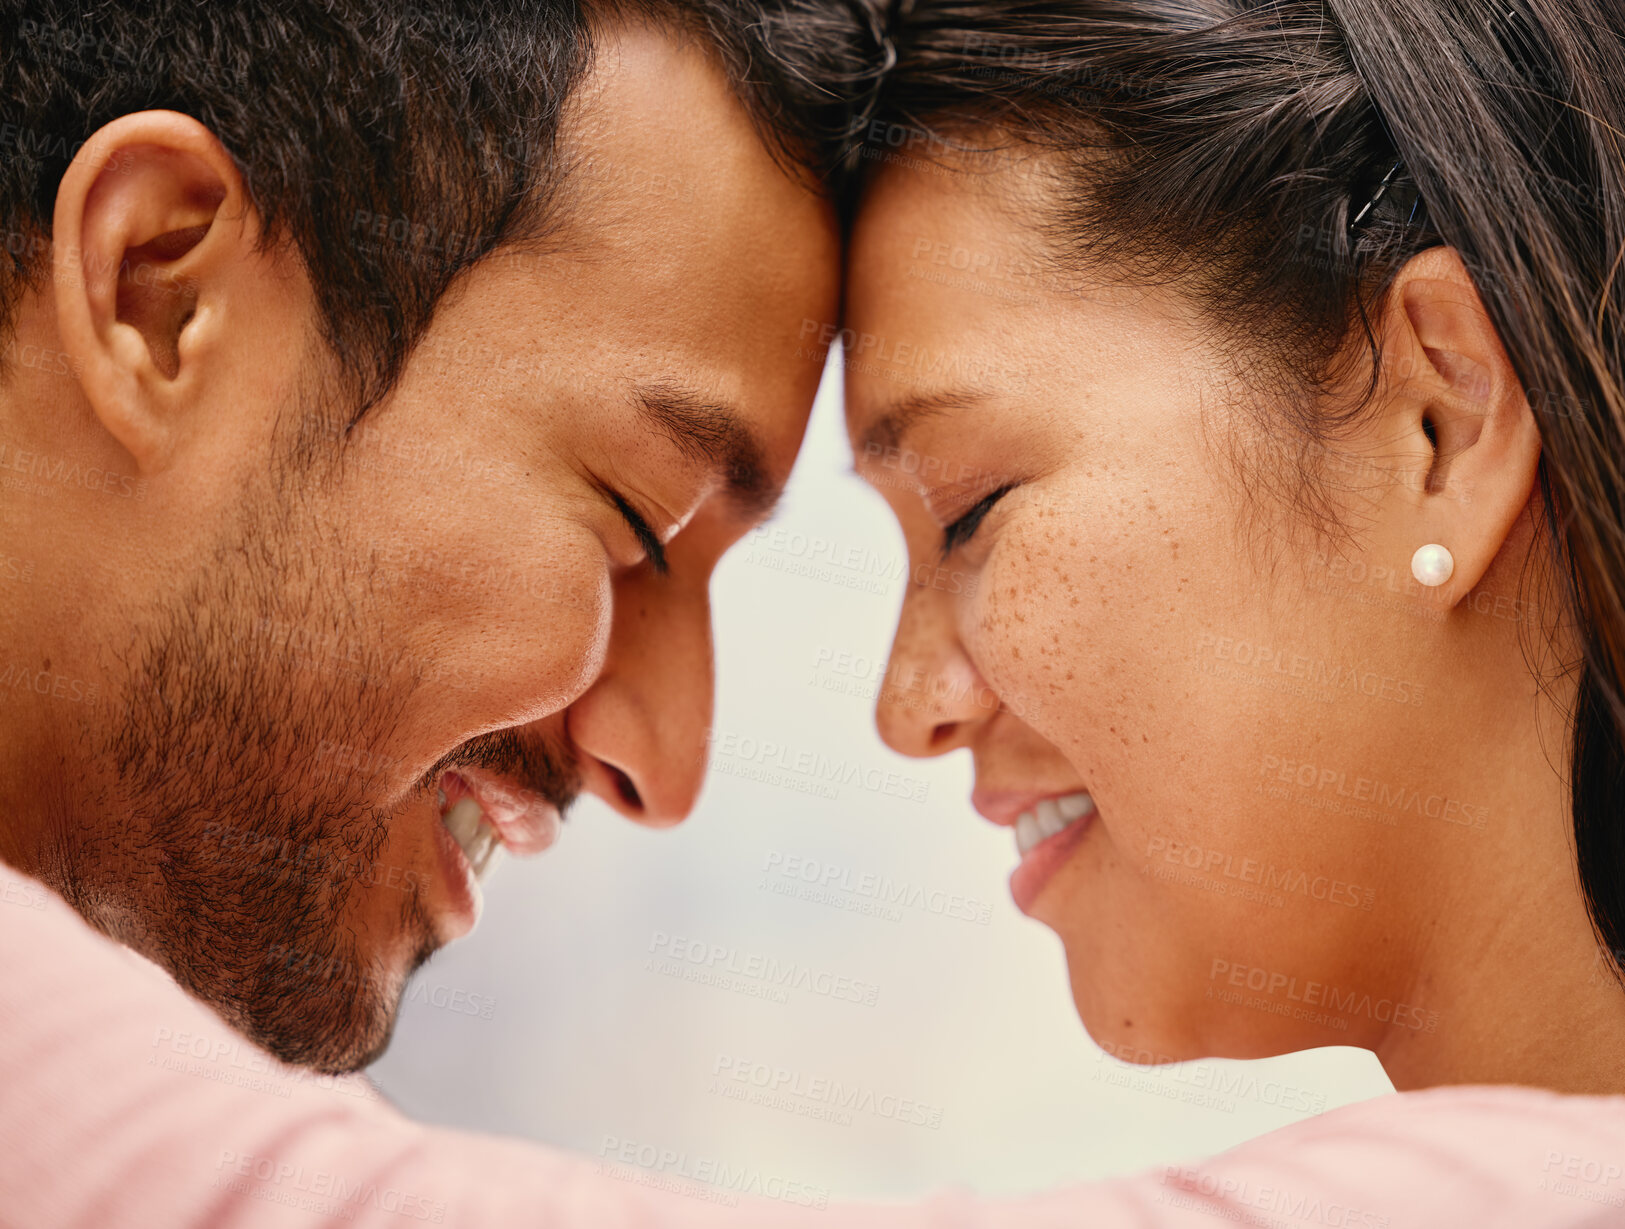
[974,790,1097,915]
[1009,807,1093,915]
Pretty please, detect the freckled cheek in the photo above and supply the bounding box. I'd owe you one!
[964,517,1170,764]
[961,529,1085,710]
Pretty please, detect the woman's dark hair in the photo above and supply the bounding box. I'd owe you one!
[870,0,1625,974]
[0,0,880,414]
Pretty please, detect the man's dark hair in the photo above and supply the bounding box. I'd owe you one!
[0,0,880,412]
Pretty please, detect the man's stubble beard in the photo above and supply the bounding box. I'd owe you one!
[59,402,439,1074]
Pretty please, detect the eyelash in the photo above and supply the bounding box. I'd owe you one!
[606,488,669,575]
[940,484,1015,559]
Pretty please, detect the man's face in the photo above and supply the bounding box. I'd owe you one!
[25,25,838,1071]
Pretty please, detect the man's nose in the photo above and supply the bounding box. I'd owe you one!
[875,572,992,758]
[565,559,714,827]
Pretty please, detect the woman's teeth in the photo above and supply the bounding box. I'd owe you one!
[1014,792,1094,858]
[442,796,503,880]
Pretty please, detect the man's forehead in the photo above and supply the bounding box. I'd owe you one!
[520,19,835,518]
[554,21,768,225]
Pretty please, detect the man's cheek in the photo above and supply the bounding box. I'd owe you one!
[414,525,615,722]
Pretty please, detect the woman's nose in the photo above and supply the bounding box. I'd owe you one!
[874,576,993,758]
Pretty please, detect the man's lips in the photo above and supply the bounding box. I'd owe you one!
[440,767,561,857]
[423,767,564,944]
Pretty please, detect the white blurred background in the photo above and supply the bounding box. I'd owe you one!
[369,352,1393,1203]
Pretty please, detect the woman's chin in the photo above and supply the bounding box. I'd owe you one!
[1058,949,1203,1066]
[1064,968,1319,1067]
[1056,949,1144,1059]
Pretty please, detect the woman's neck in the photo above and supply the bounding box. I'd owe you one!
[1374,708,1625,1094]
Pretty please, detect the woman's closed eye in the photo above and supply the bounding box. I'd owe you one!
[940,483,1015,560]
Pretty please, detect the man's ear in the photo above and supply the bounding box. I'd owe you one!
[1368,245,1542,606]
[52,110,255,474]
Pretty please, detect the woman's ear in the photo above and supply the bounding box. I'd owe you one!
[1367,246,1542,606]
[51,110,256,474]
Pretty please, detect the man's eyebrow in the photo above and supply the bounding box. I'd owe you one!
[632,384,782,519]
[856,387,991,460]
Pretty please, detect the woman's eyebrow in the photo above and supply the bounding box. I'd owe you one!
[856,386,991,458]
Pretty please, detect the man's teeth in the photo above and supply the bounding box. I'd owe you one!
[1014,792,1095,858]
[442,796,503,880]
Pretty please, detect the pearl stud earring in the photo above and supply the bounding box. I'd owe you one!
[1411,543,1454,587]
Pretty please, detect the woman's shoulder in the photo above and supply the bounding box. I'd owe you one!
[1137,1083,1625,1226]
[1228,1081,1625,1178]
[1279,1081,1625,1140]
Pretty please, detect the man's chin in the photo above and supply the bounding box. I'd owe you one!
[214,967,411,1075]
[171,915,440,1075]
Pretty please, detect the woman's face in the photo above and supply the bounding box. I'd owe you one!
[844,148,1507,1065]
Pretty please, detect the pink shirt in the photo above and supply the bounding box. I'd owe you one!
[4,866,1623,1229]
